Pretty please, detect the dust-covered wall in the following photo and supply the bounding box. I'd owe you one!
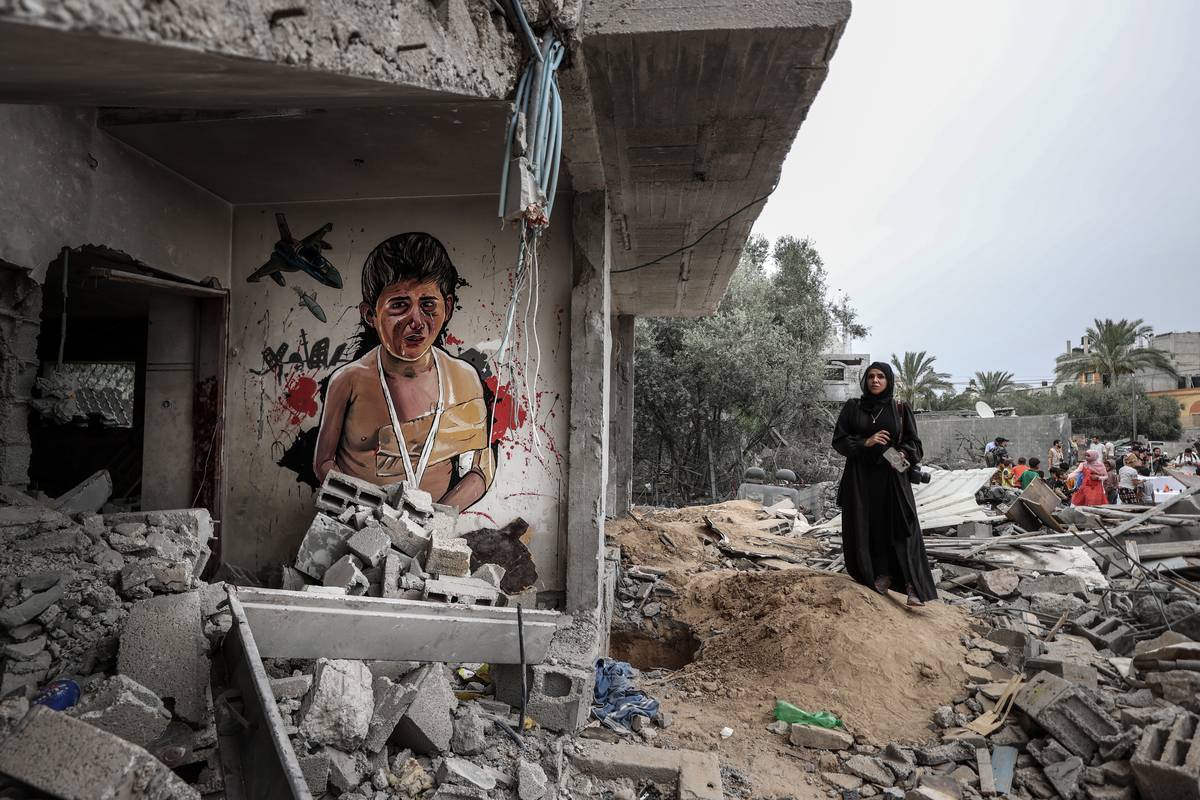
[223,197,572,590]
[915,413,1072,468]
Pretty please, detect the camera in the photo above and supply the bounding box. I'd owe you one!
[908,466,931,484]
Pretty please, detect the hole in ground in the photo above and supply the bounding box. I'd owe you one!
[610,626,700,671]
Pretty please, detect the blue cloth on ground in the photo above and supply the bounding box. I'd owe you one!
[592,657,659,732]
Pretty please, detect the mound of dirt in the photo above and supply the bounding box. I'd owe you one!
[660,568,970,744]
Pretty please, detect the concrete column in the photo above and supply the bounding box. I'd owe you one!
[142,295,196,509]
[566,191,611,613]
[606,314,635,518]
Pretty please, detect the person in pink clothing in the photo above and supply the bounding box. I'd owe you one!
[1070,450,1109,507]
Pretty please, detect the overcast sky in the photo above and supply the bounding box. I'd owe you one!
[751,0,1200,391]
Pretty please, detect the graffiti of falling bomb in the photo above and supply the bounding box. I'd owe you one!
[292,286,327,323]
[246,212,343,289]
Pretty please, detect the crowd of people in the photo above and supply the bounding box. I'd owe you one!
[983,434,1200,506]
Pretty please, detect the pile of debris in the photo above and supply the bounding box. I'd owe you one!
[286,471,536,606]
[0,471,223,798]
[607,477,1200,799]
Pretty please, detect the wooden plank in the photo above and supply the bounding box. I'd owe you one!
[233,587,561,664]
[1106,485,1200,537]
[977,747,996,797]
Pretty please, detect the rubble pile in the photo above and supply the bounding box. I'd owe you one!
[607,478,1200,799]
[0,474,224,798]
[287,471,536,605]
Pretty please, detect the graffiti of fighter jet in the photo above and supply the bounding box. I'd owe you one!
[246,212,343,289]
[292,286,327,323]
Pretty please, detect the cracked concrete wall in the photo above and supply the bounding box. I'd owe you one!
[0,0,542,100]
[0,264,42,486]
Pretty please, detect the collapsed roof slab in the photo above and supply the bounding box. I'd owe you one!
[0,0,527,108]
[565,0,851,317]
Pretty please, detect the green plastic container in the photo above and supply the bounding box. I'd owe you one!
[774,700,843,729]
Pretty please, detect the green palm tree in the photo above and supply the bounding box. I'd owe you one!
[972,370,1023,404]
[1055,319,1177,386]
[889,351,953,409]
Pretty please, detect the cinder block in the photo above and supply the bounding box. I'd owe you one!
[382,513,432,558]
[1081,617,1136,655]
[958,521,993,539]
[393,664,455,754]
[1132,713,1200,800]
[347,525,392,567]
[269,674,313,700]
[70,674,171,748]
[316,470,388,515]
[492,662,594,733]
[472,564,506,589]
[296,750,330,796]
[294,513,355,580]
[118,591,211,725]
[1018,574,1090,598]
[323,554,369,595]
[0,705,199,799]
[427,533,473,578]
[402,484,435,517]
[423,575,500,606]
[1016,670,1119,759]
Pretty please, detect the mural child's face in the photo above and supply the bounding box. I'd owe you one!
[362,278,453,363]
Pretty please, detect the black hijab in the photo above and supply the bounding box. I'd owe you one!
[859,361,895,413]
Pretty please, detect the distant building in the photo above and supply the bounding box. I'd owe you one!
[822,353,870,404]
[1139,332,1200,434]
[1054,335,1105,390]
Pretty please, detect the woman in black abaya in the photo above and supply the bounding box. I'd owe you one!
[832,362,938,606]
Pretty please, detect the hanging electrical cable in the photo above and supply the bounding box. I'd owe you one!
[491,2,566,458]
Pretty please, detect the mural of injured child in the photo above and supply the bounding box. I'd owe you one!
[313,233,495,509]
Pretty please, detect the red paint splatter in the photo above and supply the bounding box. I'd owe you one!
[282,373,319,426]
[486,376,527,444]
[444,333,464,346]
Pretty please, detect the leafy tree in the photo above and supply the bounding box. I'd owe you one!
[633,235,854,504]
[972,370,1023,405]
[1007,383,1181,440]
[889,351,952,410]
[828,294,869,350]
[1055,319,1178,386]
[926,390,974,412]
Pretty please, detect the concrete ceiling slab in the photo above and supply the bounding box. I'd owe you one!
[575,0,851,317]
[99,104,517,204]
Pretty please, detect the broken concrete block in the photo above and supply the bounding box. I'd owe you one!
[1029,592,1087,620]
[70,674,171,748]
[347,524,392,568]
[296,749,331,796]
[402,484,435,517]
[294,513,355,580]
[299,659,374,751]
[382,513,433,558]
[0,705,198,799]
[1015,670,1120,760]
[316,470,389,515]
[1079,616,1136,655]
[52,469,112,515]
[914,740,976,766]
[303,585,348,595]
[382,550,409,598]
[977,568,1019,597]
[426,533,473,578]
[471,563,506,589]
[118,591,211,725]
[325,746,366,793]
[393,663,455,754]
[958,521,992,539]
[323,554,369,595]
[451,702,487,756]
[493,661,594,733]
[1132,713,1200,800]
[789,723,854,750]
[843,754,894,786]
[269,674,313,700]
[1018,574,1090,598]
[437,757,497,791]
[363,675,419,753]
[0,578,66,629]
[424,575,500,605]
[2,635,47,661]
[517,758,547,800]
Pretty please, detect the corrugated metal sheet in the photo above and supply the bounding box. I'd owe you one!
[814,467,999,533]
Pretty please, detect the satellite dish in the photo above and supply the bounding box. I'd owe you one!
[975,401,995,418]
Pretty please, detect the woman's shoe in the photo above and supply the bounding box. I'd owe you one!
[906,584,925,607]
[873,575,892,595]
